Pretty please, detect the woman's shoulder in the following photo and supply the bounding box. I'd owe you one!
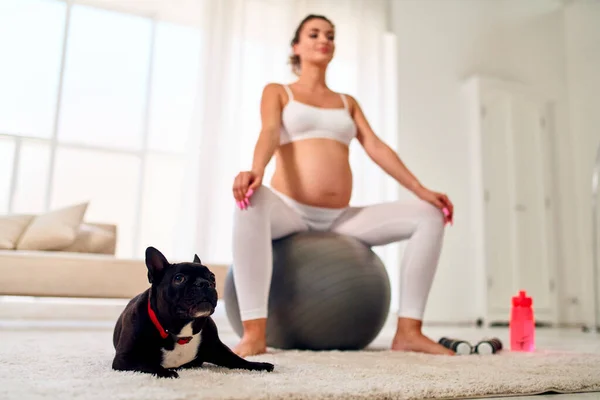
[262,82,289,93]
[261,82,288,98]
[335,91,358,114]
[262,82,294,106]
[336,90,356,102]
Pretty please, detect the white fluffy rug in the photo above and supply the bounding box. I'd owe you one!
[2,329,600,400]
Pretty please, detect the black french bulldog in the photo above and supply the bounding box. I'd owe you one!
[112,246,274,378]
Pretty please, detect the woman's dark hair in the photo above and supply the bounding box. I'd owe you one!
[289,14,334,75]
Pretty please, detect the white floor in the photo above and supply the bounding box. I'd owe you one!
[2,296,600,400]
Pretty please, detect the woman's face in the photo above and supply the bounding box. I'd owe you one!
[293,18,335,69]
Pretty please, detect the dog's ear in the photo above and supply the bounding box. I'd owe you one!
[193,254,201,264]
[146,247,169,284]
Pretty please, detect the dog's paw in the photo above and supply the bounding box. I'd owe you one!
[252,362,274,372]
[156,369,179,379]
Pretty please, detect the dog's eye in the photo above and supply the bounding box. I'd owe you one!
[173,274,185,284]
[210,273,215,282]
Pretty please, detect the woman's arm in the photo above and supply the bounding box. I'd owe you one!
[251,83,284,175]
[347,95,454,219]
[348,95,423,193]
[232,83,282,203]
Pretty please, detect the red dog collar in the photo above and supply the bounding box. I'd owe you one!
[148,297,193,345]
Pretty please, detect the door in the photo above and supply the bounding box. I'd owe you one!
[481,87,557,325]
[481,92,514,315]
[510,95,556,321]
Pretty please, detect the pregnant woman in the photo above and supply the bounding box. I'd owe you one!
[230,14,454,357]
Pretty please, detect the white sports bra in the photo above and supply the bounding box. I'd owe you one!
[280,85,357,146]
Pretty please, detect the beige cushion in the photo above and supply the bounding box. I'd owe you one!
[0,214,35,250]
[0,249,229,299]
[62,223,116,255]
[16,203,89,251]
[0,250,148,299]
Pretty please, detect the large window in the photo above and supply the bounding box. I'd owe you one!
[0,0,203,258]
[58,5,152,150]
[0,0,66,138]
[0,138,16,214]
[2,0,396,269]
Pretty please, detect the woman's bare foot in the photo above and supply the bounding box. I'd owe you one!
[232,318,268,357]
[391,317,455,356]
[233,336,267,357]
[392,332,455,355]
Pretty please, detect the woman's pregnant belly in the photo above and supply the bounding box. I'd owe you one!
[270,139,353,209]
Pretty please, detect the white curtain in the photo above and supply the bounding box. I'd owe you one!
[172,0,401,307]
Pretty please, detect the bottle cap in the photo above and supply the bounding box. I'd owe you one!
[512,290,532,307]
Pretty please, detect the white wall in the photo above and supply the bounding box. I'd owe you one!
[390,0,577,324]
[564,0,600,327]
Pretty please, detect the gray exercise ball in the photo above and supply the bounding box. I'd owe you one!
[224,231,391,351]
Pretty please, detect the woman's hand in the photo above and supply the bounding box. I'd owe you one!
[232,170,263,209]
[414,186,454,225]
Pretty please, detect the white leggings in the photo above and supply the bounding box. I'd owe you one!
[231,185,446,321]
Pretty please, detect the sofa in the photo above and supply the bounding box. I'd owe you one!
[0,203,227,300]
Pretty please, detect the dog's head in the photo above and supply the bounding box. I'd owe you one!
[145,246,218,320]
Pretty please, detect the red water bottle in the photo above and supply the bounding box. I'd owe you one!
[510,290,535,352]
